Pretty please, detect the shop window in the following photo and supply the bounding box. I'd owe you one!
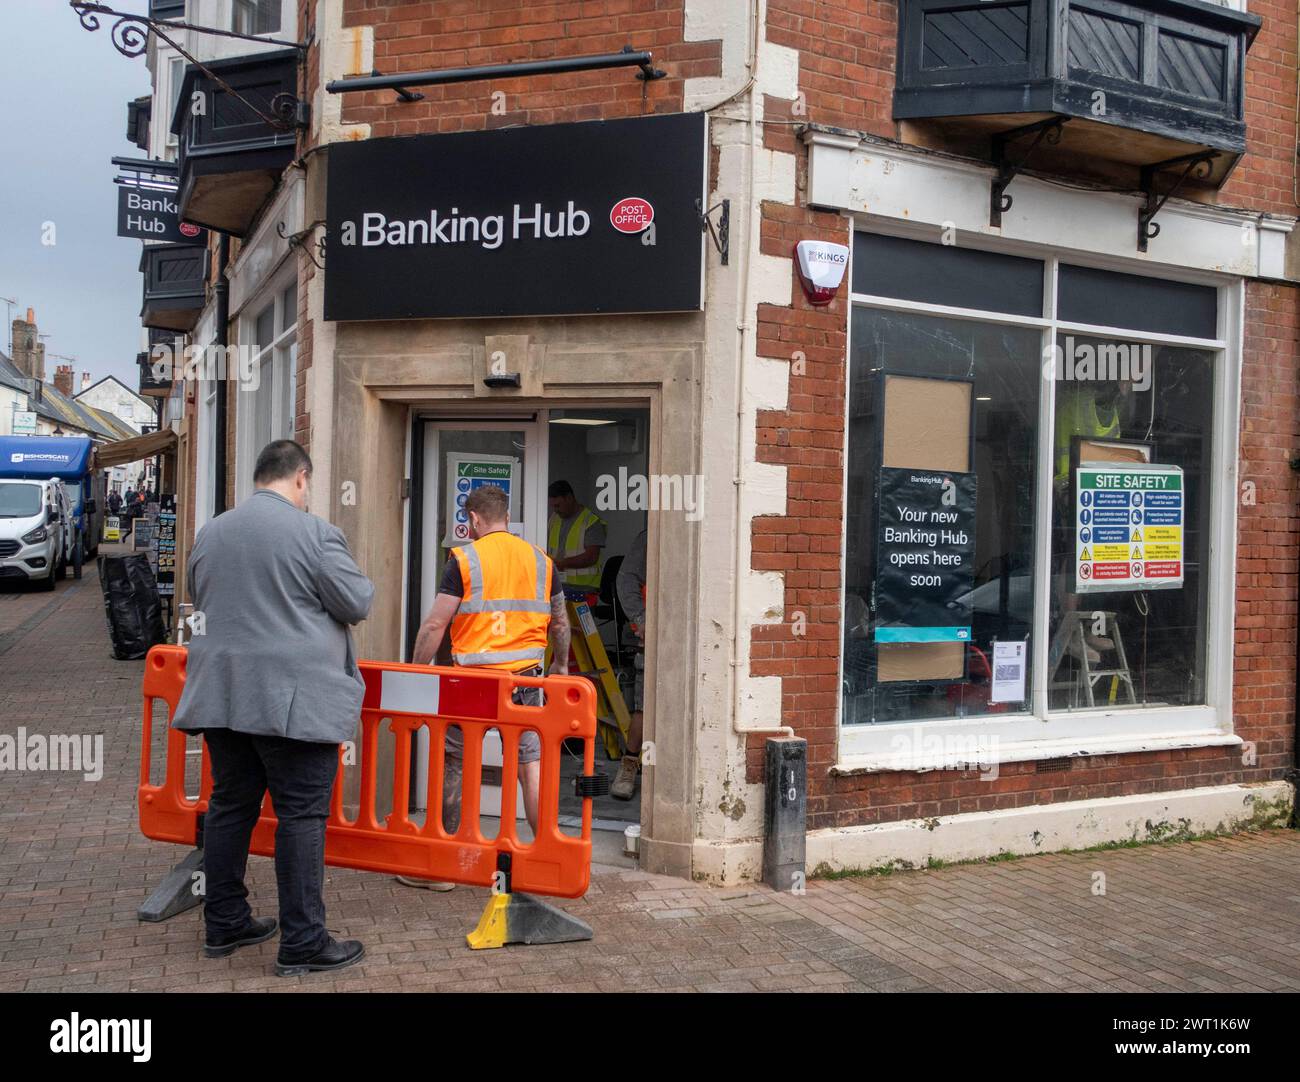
[236,276,297,503]
[232,0,281,35]
[845,308,1042,724]
[844,233,1225,734]
[1048,335,1213,709]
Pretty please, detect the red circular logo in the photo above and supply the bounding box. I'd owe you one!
[609,196,654,234]
[1079,564,1092,579]
[179,222,201,238]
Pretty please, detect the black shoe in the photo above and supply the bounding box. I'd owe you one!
[204,916,278,958]
[275,937,365,978]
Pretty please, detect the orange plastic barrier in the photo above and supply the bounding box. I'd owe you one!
[140,645,600,899]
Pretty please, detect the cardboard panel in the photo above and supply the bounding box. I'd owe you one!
[1078,438,1151,465]
[877,641,966,682]
[882,375,972,471]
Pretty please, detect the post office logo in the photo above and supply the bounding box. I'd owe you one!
[609,197,654,234]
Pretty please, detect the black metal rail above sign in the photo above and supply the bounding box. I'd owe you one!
[326,46,666,96]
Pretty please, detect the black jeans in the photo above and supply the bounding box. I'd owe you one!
[202,729,340,960]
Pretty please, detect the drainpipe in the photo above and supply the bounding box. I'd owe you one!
[212,234,230,516]
[1291,455,1300,827]
[728,0,793,740]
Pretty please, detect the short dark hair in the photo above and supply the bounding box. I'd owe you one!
[547,479,574,499]
[465,484,509,522]
[254,439,312,485]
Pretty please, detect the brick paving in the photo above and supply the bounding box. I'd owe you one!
[3,567,1300,993]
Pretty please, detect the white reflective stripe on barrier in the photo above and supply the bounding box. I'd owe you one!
[380,669,441,713]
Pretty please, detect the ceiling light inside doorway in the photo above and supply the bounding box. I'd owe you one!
[548,418,616,426]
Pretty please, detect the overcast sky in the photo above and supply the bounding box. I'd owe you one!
[0,0,152,390]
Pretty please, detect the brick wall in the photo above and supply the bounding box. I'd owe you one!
[1222,0,1300,215]
[748,0,1300,829]
[336,1,719,135]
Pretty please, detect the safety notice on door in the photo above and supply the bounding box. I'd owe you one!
[444,453,519,547]
[1075,464,1183,593]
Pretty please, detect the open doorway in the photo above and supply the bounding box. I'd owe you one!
[406,405,651,843]
[546,407,649,832]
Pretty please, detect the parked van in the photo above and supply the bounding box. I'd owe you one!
[0,477,69,591]
[0,436,102,575]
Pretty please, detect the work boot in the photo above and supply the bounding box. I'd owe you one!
[395,876,456,891]
[203,916,278,958]
[275,937,365,977]
[610,755,639,801]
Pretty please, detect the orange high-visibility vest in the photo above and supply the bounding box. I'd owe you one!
[450,530,554,671]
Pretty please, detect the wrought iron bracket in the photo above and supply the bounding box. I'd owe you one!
[73,2,308,133]
[1138,151,1217,252]
[990,116,1069,228]
[697,198,730,265]
[278,220,325,271]
[70,1,308,57]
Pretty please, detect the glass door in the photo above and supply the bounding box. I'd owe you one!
[413,417,547,824]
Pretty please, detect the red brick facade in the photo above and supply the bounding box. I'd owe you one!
[746,0,1300,831]
[290,1,1298,836]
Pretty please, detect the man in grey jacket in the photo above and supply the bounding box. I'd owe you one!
[173,439,374,977]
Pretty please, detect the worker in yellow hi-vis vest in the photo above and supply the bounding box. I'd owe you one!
[546,479,607,593]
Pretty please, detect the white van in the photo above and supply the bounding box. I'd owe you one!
[0,477,69,591]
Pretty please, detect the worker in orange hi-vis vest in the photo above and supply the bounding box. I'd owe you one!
[398,483,570,892]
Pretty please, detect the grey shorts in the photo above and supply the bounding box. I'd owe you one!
[443,665,543,764]
[632,650,645,712]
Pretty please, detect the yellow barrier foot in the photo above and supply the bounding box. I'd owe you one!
[466,892,594,950]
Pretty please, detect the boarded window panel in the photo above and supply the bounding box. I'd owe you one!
[852,233,1044,316]
[1157,32,1226,102]
[1067,8,1141,82]
[922,4,1031,69]
[1057,264,1217,339]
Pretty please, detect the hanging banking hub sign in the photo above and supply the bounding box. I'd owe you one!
[324,113,707,321]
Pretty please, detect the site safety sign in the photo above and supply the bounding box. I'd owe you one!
[1075,464,1183,593]
[443,454,519,547]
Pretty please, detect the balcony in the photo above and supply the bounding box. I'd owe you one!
[170,49,303,236]
[126,95,150,152]
[140,243,207,332]
[893,0,1261,191]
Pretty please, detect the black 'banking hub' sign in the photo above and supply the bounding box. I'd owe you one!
[324,112,707,321]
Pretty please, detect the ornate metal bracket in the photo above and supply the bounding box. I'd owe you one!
[69,1,307,58]
[990,116,1069,228]
[71,2,308,133]
[1138,151,1217,252]
[697,198,730,266]
[278,220,325,270]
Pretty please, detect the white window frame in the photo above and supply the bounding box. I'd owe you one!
[234,271,298,505]
[837,225,1242,771]
[194,378,219,532]
[166,54,184,148]
[226,0,291,38]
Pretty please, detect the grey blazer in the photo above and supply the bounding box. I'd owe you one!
[172,488,375,744]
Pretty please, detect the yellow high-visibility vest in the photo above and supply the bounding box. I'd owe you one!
[547,506,605,590]
[450,531,554,671]
[1055,387,1120,485]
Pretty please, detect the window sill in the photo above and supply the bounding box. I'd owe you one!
[833,709,1239,774]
